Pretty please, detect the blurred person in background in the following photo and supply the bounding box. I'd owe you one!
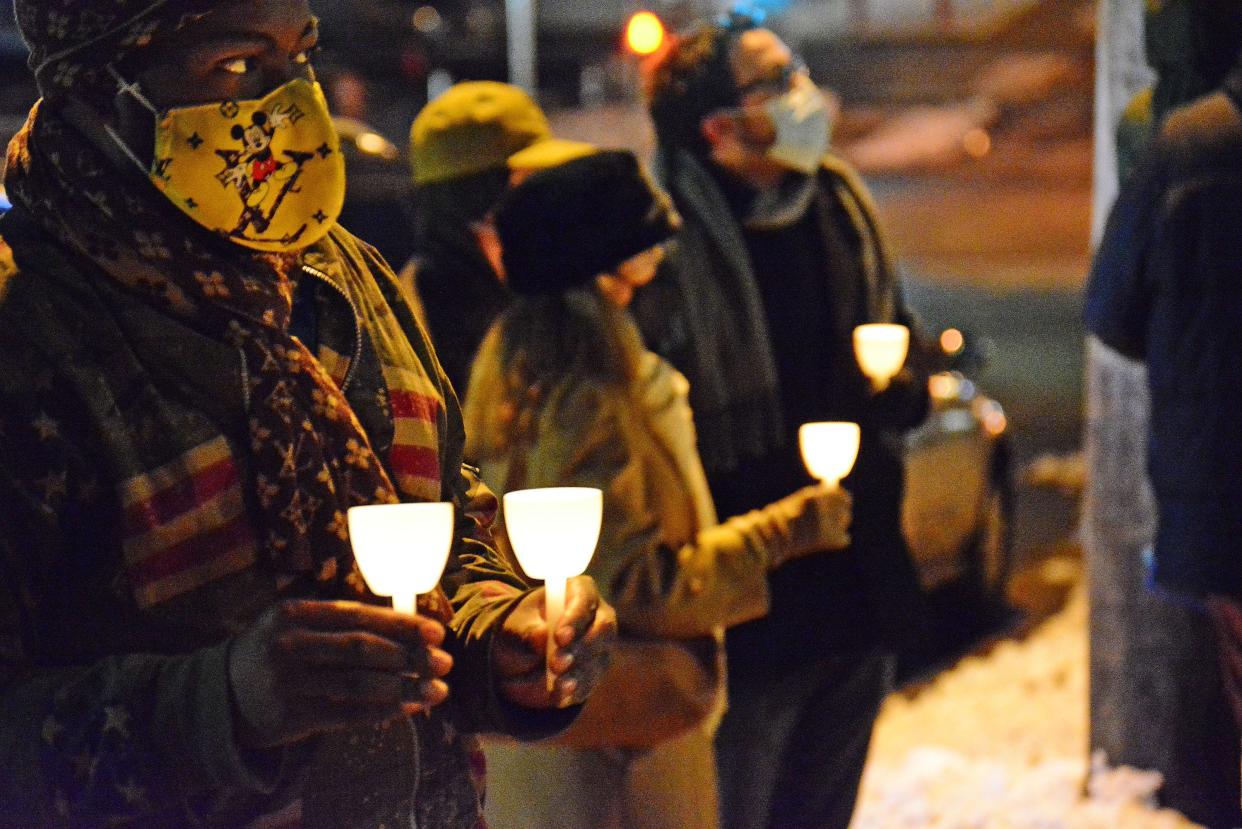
[639,15,930,829]
[463,149,853,829]
[402,80,593,395]
[1087,4,1242,825]
[0,1,616,825]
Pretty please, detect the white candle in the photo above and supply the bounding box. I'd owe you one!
[346,502,455,615]
[854,323,910,392]
[799,422,861,488]
[503,487,603,692]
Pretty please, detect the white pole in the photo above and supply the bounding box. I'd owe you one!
[506,0,537,93]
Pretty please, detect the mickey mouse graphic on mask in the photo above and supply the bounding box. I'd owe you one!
[216,106,318,242]
[141,77,346,252]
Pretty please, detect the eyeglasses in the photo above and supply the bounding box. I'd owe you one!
[735,59,810,99]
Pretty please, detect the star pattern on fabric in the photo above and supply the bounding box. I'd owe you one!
[46,11,69,38]
[344,438,371,469]
[225,320,251,347]
[184,197,198,210]
[317,556,339,582]
[186,132,204,150]
[250,422,274,451]
[73,10,113,40]
[255,474,280,509]
[133,231,171,260]
[265,380,298,421]
[193,270,229,298]
[280,489,322,535]
[313,210,328,224]
[277,440,300,479]
[51,62,78,88]
[325,510,348,541]
[316,143,333,159]
[311,388,341,420]
[102,705,130,738]
[345,566,368,594]
[218,100,240,119]
[32,412,60,441]
[116,778,146,806]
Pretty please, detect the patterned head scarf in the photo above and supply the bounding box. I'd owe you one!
[14,0,217,99]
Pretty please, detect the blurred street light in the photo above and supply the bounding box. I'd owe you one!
[625,11,666,56]
[412,6,444,34]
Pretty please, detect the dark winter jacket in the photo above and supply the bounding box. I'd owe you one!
[633,149,930,673]
[1086,59,1242,598]
[0,210,569,827]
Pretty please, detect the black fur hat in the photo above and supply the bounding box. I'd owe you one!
[496,150,679,296]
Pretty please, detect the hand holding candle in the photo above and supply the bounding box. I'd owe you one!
[799,422,861,488]
[347,502,455,615]
[229,504,456,748]
[503,487,603,692]
[854,323,910,392]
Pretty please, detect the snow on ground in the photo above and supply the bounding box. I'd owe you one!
[852,589,1203,828]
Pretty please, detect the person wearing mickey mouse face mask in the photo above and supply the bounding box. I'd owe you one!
[637,15,932,829]
[0,1,616,826]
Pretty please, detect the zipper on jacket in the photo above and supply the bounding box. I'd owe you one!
[238,349,251,412]
[300,262,365,393]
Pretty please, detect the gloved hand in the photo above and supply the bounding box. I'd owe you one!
[724,484,853,571]
[227,599,453,749]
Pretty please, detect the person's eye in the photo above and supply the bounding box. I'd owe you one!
[293,45,320,66]
[221,57,251,75]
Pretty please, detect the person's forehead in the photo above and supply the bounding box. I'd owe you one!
[177,0,316,45]
[729,29,793,89]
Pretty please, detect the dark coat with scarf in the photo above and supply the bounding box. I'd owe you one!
[633,148,930,673]
[0,211,568,828]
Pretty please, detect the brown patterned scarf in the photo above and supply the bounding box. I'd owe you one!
[5,99,442,592]
[14,0,218,101]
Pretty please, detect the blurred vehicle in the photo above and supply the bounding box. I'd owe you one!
[903,329,1013,605]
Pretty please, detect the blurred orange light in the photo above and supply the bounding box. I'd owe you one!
[963,128,992,158]
[626,12,665,56]
[928,373,960,400]
[983,410,1008,436]
[940,328,965,354]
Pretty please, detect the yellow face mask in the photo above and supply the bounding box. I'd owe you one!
[111,76,345,252]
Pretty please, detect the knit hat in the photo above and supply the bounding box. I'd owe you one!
[15,0,217,99]
[410,81,594,185]
[496,150,680,296]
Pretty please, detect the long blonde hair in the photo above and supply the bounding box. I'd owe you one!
[463,288,645,462]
